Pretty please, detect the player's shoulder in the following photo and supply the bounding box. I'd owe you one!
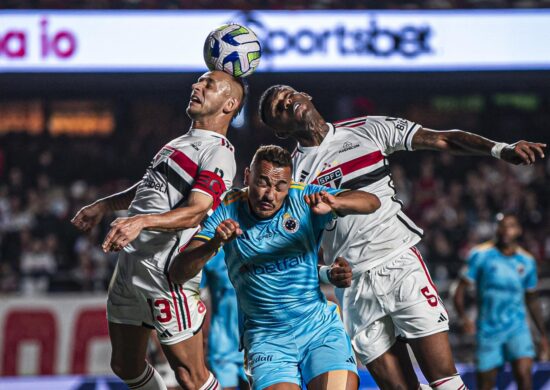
[516,246,536,263]
[223,188,248,206]
[470,241,496,256]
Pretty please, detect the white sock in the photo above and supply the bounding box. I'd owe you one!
[198,371,219,390]
[125,363,168,390]
[430,373,467,390]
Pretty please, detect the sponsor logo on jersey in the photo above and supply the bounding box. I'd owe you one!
[338,141,360,153]
[191,141,202,151]
[282,213,300,233]
[152,147,174,168]
[142,175,167,193]
[241,255,306,275]
[317,168,343,188]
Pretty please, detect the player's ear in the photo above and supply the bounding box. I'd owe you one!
[223,97,238,115]
[301,92,312,100]
[243,167,251,186]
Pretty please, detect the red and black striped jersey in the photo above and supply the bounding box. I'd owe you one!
[292,116,423,273]
[125,129,236,269]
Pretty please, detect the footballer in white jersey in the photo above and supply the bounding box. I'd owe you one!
[259,84,545,390]
[292,116,423,274]
[72,70,245,390]
[109,128,236,342]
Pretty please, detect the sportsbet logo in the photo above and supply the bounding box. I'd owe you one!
[241,255,306,275]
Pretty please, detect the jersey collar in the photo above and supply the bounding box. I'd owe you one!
[189,128,229,141]
[296,122,336,154]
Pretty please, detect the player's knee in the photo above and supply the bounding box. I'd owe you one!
[110,358,138,380]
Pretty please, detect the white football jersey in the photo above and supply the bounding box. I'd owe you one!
[125,129,236,271]
[292,116,423,273]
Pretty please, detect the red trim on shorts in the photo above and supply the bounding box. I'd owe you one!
[410,246,438,293]
[166,275,183,332]
[179,285,192,329]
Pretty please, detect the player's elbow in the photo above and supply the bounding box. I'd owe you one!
[365,194,381,213]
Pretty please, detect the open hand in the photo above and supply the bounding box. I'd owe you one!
[501,141,546,165]
[71,202,106,232]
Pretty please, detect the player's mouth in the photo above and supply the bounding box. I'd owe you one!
[259,201,274,210]
[189,94,202,106]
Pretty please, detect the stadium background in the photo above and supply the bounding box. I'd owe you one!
[1,1,550,389]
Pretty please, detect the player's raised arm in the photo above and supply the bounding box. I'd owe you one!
[169,219,242,284]
[101,191,213,252]
[71,181,141,232]
[412,128,546,165]
[304,190,380,216]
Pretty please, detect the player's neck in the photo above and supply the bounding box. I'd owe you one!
[190,119,229,137]
[297,120,329,147]
[496,241,518,256]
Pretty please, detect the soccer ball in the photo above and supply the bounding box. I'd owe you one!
[203,24,262,78]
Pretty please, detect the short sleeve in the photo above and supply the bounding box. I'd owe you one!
[193,203,228,243]
[361,116,421,155]
[192,144,236,210]
[463,250,483,283]
[524,258,538,291]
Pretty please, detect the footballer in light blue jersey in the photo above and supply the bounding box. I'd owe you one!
[169,145,381,390]
[454,213,549,390]
[202,250,248,389]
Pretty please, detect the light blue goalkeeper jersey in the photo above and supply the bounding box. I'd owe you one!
[464,242,537,338]
[194,182,342,333]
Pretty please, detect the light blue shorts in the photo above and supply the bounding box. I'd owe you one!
[243,303,358,390]
[477,327,535,372]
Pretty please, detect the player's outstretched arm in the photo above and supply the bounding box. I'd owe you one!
[412,128,546,165]
[305,190,380,216]
[525,291,550,361]
[102,191,213,252]
[452,278,475,335]
[71,181,140,233]
[169,219,242,284]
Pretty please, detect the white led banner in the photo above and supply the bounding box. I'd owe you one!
[1,10,549,72]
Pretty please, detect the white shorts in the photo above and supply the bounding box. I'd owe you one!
[338,247,449,365]
[107,250,206,345]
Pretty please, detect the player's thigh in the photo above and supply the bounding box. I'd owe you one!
[505,328,536,363]
[476,335,504,373]
[108,321,152,378]
[351,315,396,366]
[306,370,358,390]
[244,333,301,390]
[366,340,419,390]
[407,331,457,382]
[477,368,498,390]
[300,305,358,386]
